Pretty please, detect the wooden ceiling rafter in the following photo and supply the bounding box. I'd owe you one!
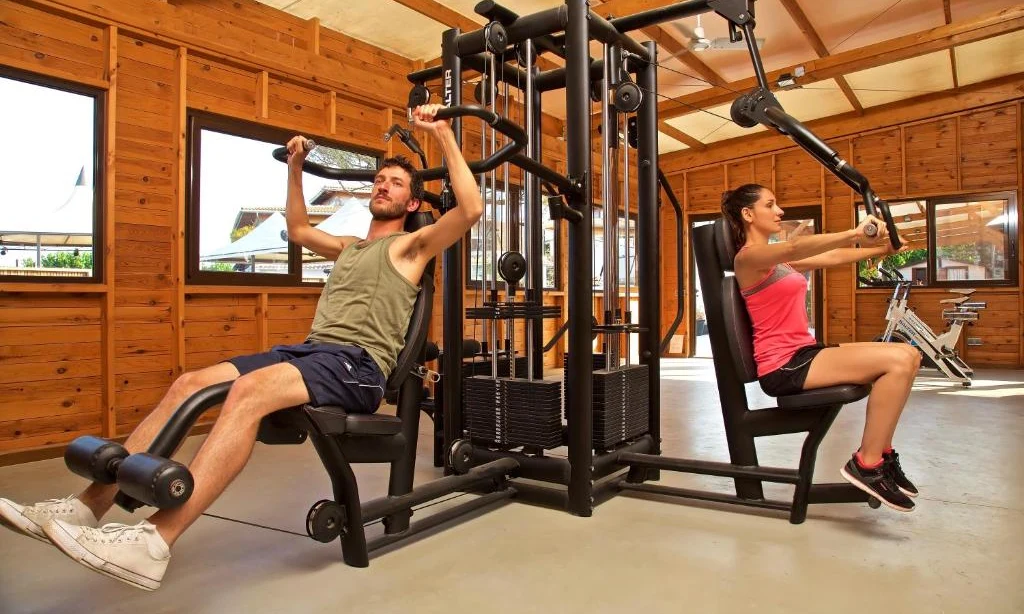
[394,0,562,71]
[656,6,1024,121]
[658,121,706,150]
[591,0,727,87]
[942,0,960,88]
[777,0,864,113]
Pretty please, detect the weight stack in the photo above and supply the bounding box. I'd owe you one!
[592,365,649,450]
[464,376,562,449]
[562,353,607,420]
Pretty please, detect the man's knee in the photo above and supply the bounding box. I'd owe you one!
[171,366,227,398]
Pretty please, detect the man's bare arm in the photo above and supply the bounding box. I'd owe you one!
[284,135,357,261]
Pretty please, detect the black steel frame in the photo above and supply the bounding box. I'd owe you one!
[420,0,900,521]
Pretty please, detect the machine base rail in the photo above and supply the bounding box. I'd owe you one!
[619,452,801,484]
[366,488,516,555]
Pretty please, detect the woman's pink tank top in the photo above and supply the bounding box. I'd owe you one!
[738,254,816,377]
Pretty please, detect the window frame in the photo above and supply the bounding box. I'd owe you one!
[463,179,562,291]
[857,191,1018,289]
[186,110,380,287]
[926,191,1018,289]
[0,66,105,284]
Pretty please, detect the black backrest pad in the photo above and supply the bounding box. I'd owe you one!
[692,219,758,384]
[385,211,437,396]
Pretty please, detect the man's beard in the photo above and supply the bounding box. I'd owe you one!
[370,197,407,221]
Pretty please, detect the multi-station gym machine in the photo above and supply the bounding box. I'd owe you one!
[408,0,900,519]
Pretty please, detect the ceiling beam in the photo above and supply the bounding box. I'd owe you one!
[659,121,706,150]
[778,0,863,113]
[942,0,961,88]
[394,0,561,70]
[591,0,727,86]
[392,0,483,33]
[657,5,1024,121]
[638,25,725,87]
[659,71,1024,173]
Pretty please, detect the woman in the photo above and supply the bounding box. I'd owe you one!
[723,184,920,512]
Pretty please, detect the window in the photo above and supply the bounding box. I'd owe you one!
[466,181,560,290]
[592,207,637,291]
[187,112,378,285]
[0,69,103,282]
[857,192,1018,288]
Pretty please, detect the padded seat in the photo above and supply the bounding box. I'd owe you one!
[777,384,869,409]
[304,405,404,436]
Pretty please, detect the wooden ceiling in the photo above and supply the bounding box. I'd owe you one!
[261,0,1024,154]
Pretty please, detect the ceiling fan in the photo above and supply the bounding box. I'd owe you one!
[670,15,765,53]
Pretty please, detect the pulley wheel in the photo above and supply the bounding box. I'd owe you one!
[448,439,474,475]
[485,22,508,55]
[613,81,643,113]
[590,79,605,103]
[730,94,759,128]
[407,83,431,109]
[474,77,497,106]
[497,251,527,285]
[626,116,639,149]
[306,499,346,543]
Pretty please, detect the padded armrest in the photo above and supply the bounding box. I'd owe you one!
[303,405,404,436]
[777,384,870,409]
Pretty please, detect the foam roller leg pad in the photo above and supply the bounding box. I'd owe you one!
[116,453,194,509]
[64,436,128,484]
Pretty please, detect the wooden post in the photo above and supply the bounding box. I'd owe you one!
[326,91,337,135]
[174,46,188,378]
[308,17,320,56]
[257,70,269,119]
[257,293,269,351]
[101,25,118,438]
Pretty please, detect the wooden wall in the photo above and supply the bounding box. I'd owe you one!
[0,0,571,461]
[662,99,1024,368]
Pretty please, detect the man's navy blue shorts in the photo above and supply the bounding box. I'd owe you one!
[227,342,385,414]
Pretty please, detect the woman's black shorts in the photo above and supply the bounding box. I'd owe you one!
[758,342,836,397]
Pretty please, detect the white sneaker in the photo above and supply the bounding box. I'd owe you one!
[44,520,171,591]
[0,496,98,544]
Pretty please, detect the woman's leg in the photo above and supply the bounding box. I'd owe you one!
[801,342,921,465]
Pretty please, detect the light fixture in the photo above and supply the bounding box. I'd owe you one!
[692,15,711,51]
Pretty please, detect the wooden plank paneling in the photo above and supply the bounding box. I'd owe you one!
[186,55,259,117]
[0,0,107,83]
[685,166,725,213]
[904,118,958,195]
[267,76,328,133]
[774,149,821,204]
[960,105,1019,190]
[852,128,903,199]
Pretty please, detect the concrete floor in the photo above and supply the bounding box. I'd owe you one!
[1,359,1022,613]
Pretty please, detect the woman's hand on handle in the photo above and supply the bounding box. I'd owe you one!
[886,234,912,255]
[855,214,888,246]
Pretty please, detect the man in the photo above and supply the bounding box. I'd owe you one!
[0,104,482,591]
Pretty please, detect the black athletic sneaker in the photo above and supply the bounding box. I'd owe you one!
[840,455,915,512]
[883,450,918,498]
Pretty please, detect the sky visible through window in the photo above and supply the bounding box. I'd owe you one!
[196,130,372,257]
[0,77,94,267]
